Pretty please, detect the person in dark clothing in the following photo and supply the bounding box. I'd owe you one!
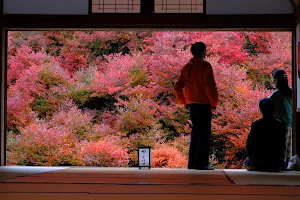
[269,69,292,165]
[245,98,286,172]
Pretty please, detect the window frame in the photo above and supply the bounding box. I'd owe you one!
[89,0,206,15]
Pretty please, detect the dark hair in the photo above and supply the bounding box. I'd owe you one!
[190,42,206,57]
[272,69,292,100]
[259,98,274,117]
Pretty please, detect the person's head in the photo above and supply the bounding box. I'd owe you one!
[259,98,274,118]
[271,69,292,99]
[190,42,206,59]
[272,69,288,88]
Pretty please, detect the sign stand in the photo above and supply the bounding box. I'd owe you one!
[138,147,151,169]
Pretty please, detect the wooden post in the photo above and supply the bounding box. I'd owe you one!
[0,28,6,166]
[141,0,154,15]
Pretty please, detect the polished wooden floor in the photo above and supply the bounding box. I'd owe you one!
[1,167,300,200]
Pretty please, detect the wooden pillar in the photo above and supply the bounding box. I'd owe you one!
[294,25,300,157]
[0,28,5,166]
[296,112,300,156]
[0,0,5,166]
[294,3,300,157]
[141,0,154,15]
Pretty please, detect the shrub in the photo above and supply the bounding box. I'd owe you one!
[128,66,149,87]
[71,89,92,106]
[48,101,94,140]
[80,140,129,167]
[115,97,159,135]
[7,121,79,166]
[7,31,292,168]
[152,145,188,168]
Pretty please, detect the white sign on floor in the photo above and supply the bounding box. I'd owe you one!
[138,147,151,169]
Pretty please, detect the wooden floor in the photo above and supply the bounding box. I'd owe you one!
[1,167,300,200]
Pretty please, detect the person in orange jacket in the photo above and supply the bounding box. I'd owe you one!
[174,42,218,170]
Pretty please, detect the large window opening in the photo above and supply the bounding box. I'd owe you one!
[6,31,292,168]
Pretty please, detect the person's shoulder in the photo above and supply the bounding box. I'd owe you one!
[251,118,263,127]
[182,62,192,70]
[269,89,282,98]
[201,60,212,66]
[255,118,264,124]
[272,89,281,94]
[199,61,212,71]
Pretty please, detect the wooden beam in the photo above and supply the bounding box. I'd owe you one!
[1,14,294,29]
[295,3,300,26]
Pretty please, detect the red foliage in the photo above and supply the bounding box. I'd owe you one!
[152,145,188,168]
[7,45,52,84]
[6,31,292,168]
[7,121,79,166]
[7,64,44,127]
[89,54,134,96]
[80,140,129,167]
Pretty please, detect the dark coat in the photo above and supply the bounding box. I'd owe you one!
[246,117,286,172]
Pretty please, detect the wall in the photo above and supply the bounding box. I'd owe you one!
[3,0,88,15]
[207,0,294,14]
[3,0,294,15]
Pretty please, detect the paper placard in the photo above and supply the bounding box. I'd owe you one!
[138,147,151,168]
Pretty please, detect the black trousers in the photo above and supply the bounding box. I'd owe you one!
[188,104,212,169]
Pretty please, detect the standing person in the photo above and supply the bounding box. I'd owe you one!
[174,42,218,170]
[269,69,292,167]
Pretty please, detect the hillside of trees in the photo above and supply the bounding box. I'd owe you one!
[6,31,292,168]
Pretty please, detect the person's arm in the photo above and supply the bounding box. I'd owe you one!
[174,69,186,105]
[203,64,218,109]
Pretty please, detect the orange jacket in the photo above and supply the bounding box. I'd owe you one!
[174,57,218,108]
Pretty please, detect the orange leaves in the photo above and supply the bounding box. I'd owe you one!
[80,140,129,167]
[152,145,187,168]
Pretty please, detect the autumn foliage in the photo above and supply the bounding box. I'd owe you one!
[6,31,292,168]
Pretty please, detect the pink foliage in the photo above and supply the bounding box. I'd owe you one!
[49,101,94,138]
[89,54,135,96]
[7,45,52,84]
[80,140,129,167]
[7,64,44,127]
[6,31,292,168]
[8,121,78,166]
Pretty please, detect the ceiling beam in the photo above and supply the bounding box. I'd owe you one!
[1,13,294,29]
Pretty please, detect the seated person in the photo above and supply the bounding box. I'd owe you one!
[245,98,286,172]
